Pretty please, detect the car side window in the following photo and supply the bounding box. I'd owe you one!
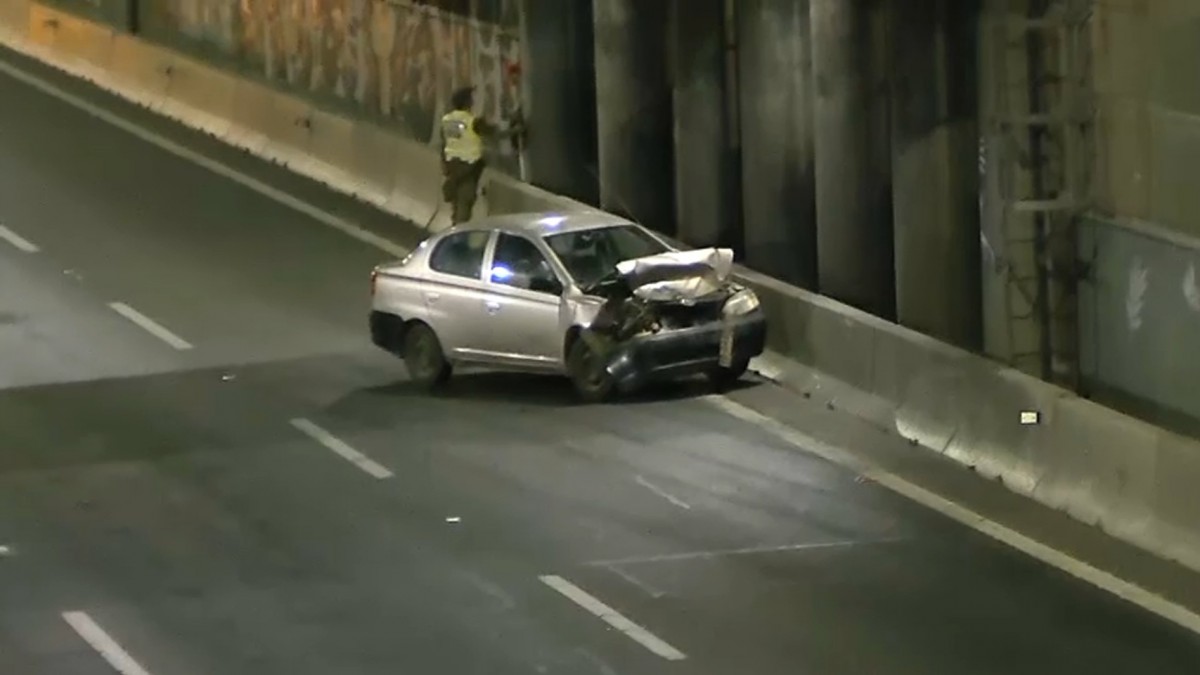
[429,230,491,280]
[490,233,560,294]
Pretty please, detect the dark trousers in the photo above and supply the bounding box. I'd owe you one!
[442,159,485,224]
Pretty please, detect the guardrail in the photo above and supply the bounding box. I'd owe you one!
[3,1,1199,576]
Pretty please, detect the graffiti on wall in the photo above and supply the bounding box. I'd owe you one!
[145,0,521,148]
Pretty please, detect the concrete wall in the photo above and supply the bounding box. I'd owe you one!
[1092,0,1200,240]
[136,0,524,170]
[734,0,817,288]
[1080,216,1200,436]
[669,0,738,251]
[517,0,598,203]
[1076,1,1200,431]
[811,0,895,319]
[592,0,675,234]
[40,0,133,30]
[889,0,982,350]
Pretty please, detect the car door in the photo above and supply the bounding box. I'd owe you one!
[480,232,566,368]
[422,229,495,360]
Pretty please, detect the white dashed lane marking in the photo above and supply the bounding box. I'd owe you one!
[0,224,39,253]
[539,574,686,661]
[62,611,155,675]
[108,302,193,351]
[290,418,394,480]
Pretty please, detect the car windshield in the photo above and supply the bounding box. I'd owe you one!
[545,225,670,288]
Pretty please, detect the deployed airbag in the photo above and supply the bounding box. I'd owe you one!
[615,248,735,302]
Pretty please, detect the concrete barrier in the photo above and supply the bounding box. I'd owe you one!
[27,5,114,79]
[304,109,358,193]
[385,134,446,230]
[159,53,240,139]
[1043,398,1159,534]
[222,79,275,155]
[348,122,406,211]
[106,35,173,111]
[235,82,314,171]
[1152,432,1200,566]
[0,0,30,39]
[6,3,1200,576]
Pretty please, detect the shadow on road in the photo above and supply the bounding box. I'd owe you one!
[362,370,760,407]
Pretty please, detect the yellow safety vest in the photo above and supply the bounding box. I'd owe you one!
[441,110,483,163]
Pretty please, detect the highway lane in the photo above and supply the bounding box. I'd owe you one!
[2,46,1200,674]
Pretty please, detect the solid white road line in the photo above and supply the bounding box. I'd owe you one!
[539,574,686,661]
[0,224,39,253]
[289,418,394,480]
[704,394,1200,637]
[0,59,411,260]
[108,302,193,350]
[62,611,154,675]
[633,475,691,510]
[587,538,900,568]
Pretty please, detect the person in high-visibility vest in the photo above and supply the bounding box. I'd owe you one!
[439,86,524,224]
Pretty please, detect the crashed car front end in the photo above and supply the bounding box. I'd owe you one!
[569,248,767,392]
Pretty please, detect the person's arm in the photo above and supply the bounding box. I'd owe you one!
[473,116,524,140]
[472,117,502,138]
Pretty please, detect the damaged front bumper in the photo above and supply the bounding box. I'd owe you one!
[599,309,767,392]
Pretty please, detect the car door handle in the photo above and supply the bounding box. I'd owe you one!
[425,292,441,303]
[484,300,501,314]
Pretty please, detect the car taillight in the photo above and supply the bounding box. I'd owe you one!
[370,269,378,296]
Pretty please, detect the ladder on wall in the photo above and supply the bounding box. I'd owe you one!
[984,0,1094,389]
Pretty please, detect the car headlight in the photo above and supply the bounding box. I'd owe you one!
[723,288,760,316]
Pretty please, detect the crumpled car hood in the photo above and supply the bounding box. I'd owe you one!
[614,248,735,302]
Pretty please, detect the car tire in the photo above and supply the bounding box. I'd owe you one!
[567,336,616,403]
[707,358,750,391]
[404,322,452,390]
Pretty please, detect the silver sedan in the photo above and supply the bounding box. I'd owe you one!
[369,211,767,401]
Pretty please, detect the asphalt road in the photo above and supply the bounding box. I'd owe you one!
[2,46,1200,675]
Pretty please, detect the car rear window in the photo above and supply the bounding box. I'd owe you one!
[429,230,491,279]
[545,225,669,287]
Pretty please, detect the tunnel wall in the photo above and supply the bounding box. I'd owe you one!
[734,0,817,288]
[39,0,134,31]
[134,0,524,175]
[669,0,738,251]
[517,0,598,203]
[1074,1,1200,435]
[889,0,981,350]
[1093,1,1200,240]
[592,0,675,233]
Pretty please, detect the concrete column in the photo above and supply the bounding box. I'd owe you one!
[812,0,896,318]
[736,0,818,288]
[890,0,982,349]
[518,0,599,204]
[669,0,738,249]
[593,0,675,234]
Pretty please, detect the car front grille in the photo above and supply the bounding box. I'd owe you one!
[653,299,725,328]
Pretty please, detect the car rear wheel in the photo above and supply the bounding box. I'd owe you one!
[567,336,616,403]
[404,323,451,390]
[707,358,749,391]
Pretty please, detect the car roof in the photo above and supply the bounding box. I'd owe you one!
[446,211,635,238]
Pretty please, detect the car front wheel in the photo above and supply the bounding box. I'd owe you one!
[567,336,616,403]
[404,323,452,390]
